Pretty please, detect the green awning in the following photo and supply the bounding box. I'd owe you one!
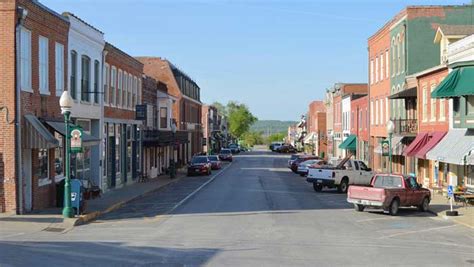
[339,134,356,151]
[431,64,474,98]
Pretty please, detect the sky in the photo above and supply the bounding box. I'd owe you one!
[42,0,469,121]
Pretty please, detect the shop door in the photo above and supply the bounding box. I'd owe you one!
[22,150,32,212]
[108,136,116,188]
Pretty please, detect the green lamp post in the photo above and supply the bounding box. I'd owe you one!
[170,121,177,179]
[386,120,395,174]
[60,91,74,218]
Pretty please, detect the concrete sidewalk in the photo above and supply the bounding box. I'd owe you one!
[429,192,474,229]
[0,171,186,236]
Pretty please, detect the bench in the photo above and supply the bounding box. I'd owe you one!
[457,188,474,206]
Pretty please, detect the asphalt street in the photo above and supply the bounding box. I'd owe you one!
[0,149,473,266]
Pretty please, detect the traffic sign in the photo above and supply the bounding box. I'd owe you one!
[447,185,454,198]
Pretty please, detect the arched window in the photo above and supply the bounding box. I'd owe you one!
[391,37,396,77]
[401,31,405,73]
[70,50,77,99]
[397,34,401,75]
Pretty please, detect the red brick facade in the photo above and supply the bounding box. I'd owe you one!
[0,0,69,212]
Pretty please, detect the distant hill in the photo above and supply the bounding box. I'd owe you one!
[250,120,296,136]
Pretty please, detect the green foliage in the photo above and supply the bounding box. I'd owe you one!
[250,120,296,136]
[213,101,257,139]
[242,132,265,147]
[266,132,286,144]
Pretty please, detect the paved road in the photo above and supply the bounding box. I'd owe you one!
[1,150,473,266]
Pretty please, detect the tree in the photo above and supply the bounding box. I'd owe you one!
[242,132,264,147]
[266,132,286,144]
[227,102,257,138]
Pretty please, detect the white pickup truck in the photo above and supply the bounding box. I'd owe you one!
[306,157,373,193]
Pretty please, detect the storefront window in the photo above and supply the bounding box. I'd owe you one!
[127,125,132,179]
[103,124,108,177]
[116,124,121,179]
[37,148,50,186]
[71,147,91,181]
[54,132,64,181]
[467,165,474,187]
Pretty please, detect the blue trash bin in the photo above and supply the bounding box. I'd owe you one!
[70,179,82,215]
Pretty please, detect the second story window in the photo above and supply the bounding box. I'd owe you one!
[430,83,437,121]
[20,27,32,92]
[70,51,77,99]
[111,67,116,105]
[81,56,91,102]
[104,64,109,104]
[422,85,428,122]
[122,71,128,108]
[39,36,49,95]
[94,60,99,104]
[370,59,374,85]
[117,70,122,107]
[128,74,132,108]
[55,43,64,96]
[160,107,168,129]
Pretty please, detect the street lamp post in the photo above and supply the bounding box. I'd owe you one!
[170,121,177,179]
[59,91,74,218]
[386,120,395,174]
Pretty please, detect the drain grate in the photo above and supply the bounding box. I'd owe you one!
[43,227,65,232]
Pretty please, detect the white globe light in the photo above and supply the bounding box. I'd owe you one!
[386,120,395,134]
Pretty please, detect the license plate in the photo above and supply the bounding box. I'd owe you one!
[317,180,322,183]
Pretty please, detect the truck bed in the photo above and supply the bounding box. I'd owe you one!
[347,185,385,203]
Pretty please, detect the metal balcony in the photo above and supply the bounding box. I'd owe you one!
[393,119,417,135]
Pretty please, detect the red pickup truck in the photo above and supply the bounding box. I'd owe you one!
[347,174,431,216]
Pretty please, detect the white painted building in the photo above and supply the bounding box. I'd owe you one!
[341,95,351,158]
[63,13,105,190]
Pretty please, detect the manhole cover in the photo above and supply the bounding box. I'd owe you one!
[43,227,65,232]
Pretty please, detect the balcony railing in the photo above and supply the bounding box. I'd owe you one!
[142,130,189,147]
[393,119,417,135]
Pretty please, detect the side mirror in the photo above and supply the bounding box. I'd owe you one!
[366,168,372,172]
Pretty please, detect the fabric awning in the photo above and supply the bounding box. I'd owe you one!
[374,136,405,155]
[389,87,417,99]
[414,132,446,159]
[431,64,474,98]
[403,132,429,157]
[22,115,59,149]
[426,129,474,164]
[45,121,101,146]
[339,134,357,150]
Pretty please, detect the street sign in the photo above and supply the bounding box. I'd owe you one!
[70,127,83,153]
[135,105,147,121]
[381,140,390,156]
[447,185,454,198]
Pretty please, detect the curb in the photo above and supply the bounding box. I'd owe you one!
[70,174,186,227]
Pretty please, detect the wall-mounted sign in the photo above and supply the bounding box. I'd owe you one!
[381,140,390,156]
[70,127,83,153]
[135,105,147,121]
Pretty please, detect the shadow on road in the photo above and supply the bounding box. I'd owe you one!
[0,241,219,266]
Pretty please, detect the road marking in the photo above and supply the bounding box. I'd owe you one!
[166,161,233,214]
[380,224,457,239]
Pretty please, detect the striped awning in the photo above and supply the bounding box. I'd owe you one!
[22,115,59,149]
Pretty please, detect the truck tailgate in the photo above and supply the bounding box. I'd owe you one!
[307,168,333,180]
[348,186,385,202]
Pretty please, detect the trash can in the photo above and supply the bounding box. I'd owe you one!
[71,179,83,215]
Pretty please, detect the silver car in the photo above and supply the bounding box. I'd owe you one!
[296,159,324,176]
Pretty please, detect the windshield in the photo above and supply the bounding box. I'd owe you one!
[220,149,231,154]
[209,156,219,161]
[291,155,299,160]
[191,157,208,164]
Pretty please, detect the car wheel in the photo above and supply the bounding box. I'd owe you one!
[389,199,399,216]
[299,173,305,177]
[313,183,323,192]
[418,197,430,212]
[337,178,349,193]
[354,204,365,212]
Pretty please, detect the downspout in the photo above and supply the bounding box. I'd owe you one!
[100,49,107,189]
[15,6,27,214]
[367,45,372,169]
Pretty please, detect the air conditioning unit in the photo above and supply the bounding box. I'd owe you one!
[441,54,448,64]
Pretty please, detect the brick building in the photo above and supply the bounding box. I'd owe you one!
[102,43,143,190]
[136,57,203,164]
[350,95,369,164]
[140,76,178,178]
[305,101,326,157]
[0,0,69,213]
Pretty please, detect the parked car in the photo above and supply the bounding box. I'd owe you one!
[306,157,373,193]
[296,159,326,176]
[288,154,305,168]
[279,144,297,153]
[270,142,284,152]
[219,148,233,162]
[290,156,320,173]
[347,174,431,216]
[187,156,212,176]
[229,144,240,154]
[208,155,222,170]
